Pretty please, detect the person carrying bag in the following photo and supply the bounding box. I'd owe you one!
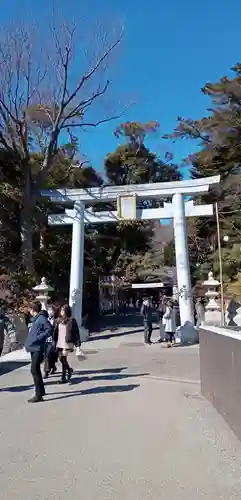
[162,300,176,347]
[54,304,81,384]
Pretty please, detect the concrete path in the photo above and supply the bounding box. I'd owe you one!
[0,325,241,499]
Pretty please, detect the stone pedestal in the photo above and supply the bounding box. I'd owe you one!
[175,322,199,344]
[203,272,222,326]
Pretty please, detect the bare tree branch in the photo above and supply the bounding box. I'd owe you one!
[0,17,128,178]
[60,81,110,127]
[61,29,124,111]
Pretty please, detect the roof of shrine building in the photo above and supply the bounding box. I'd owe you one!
[132,266,177,286]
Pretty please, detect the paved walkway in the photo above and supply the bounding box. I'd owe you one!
[1,324,241,499]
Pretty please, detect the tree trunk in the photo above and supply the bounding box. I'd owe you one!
[20,165,34,272]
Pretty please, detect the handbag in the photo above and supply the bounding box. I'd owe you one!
[75,346,87,361]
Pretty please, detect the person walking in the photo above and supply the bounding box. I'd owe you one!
[173,299,181,328]
[158,296,167,342]
[25,301,53,403]
[162,300,176,347]
[54,304,81,384]
[195,297,205,327]
[140,297,153,345]
[43,305,57,378]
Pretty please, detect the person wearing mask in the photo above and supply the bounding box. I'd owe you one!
[54,304,81,384]
[43,305,57,379]
[140,297,153,345]
[25,301,53,403]
[162,300,176,347]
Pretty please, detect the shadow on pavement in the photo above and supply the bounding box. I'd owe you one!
[47,383,140,401]
[44,370,148,387]
[90,313,145,333]
[68,372,149,386]
[0,383,32,392]
[0,360,29,376]
[88,328,144,342]
[77,367,128,375]
[0,366,147,394]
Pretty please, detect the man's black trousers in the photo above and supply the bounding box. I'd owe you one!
[144,320,152,343]
[31,351,45,397]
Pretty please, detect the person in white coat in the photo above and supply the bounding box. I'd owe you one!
[162,300,176,346]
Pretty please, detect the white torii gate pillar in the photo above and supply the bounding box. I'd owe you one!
[69,201,85,326]
[173,193,193,324]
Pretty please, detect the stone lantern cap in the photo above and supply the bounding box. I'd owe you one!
[203,271,220,287]
[33,277,54,294]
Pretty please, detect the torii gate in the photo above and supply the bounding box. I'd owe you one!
[41,175,220,338]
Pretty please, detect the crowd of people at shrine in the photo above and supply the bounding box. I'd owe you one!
[0,292,205,403]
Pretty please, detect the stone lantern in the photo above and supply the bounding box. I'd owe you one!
[33,277,53,310]
[203,272,221,326]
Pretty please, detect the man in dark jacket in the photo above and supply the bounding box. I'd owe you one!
[25,301,53,403]
[140,297,153,344]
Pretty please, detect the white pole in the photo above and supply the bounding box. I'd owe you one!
[69,201,85,328]
[215,202,225,326]
[172,193,193,325]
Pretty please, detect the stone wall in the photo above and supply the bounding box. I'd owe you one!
[199,326,241,441]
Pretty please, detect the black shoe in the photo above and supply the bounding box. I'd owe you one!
[58,378,67,384]
[28,395,43,403]
[67,368,73,381]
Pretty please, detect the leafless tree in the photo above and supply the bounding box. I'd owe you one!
[0,18,127,271]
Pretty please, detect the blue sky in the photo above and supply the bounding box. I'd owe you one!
[1,0,241,179]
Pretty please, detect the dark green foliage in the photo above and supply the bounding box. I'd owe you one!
[106,120,181,187]
[165,65,241,295]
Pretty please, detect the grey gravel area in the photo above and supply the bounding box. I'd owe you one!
[0,325,241,500]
